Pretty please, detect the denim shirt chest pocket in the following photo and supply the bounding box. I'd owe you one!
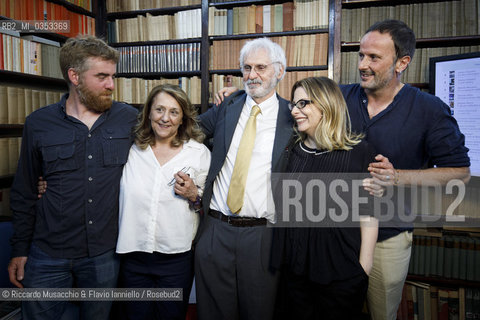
[101,127,132,166]
[41,131,79,175]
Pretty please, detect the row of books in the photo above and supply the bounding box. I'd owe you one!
[59,0,93,12]
[113,76,202,105]
[0,85,64,124]
[112,69,327,106]
[0,32,62,79]
[0,188,11,217]
[408,230,480,281]
[210,34,328,70]
[106,0,200,13]
[0,0,96,38]
[341,0,479,43]
[398,281,480,320]
[208,0,328,36]
[210,74,243,104]
[340,46,480,85]
[0,0,93,18]
[108,9,201,43]
[0,138,21,176]
[116,42,201,74]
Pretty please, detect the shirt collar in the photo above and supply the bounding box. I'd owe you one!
[183,139,204,150]
[245,92,279,114]
[58,92,113,119]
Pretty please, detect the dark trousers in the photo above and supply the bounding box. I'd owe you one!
[278,267,368,320]
[194,214,279,320]
[117,250,194,320]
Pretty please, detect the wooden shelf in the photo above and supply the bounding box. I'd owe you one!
[415,36,480,49]
[115,71,202,79]
[0,216,12,222]
[341,36,480,52]
[407,275,480,288]
[210,65,328,75]
[342,0,455,9]
[0,125,23,138]
[0,175,14,189]
[210,0,292,9]
[47,0,96,17]
[0,70,67,91]
[110,38,202,47]
[106,4,202,20]
[409,83,429,90]
[210,28,328,41]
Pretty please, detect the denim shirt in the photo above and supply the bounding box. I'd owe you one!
[10,94,138,258]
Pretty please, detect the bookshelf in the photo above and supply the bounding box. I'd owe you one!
[207,0,337,104]
[399,228,480,319]
[338,0,480,87]
[0,0,96,217]
[102,0,204,107]
[103,0,339,111]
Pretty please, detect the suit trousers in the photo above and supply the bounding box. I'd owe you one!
[194,214,279,320]
[367,231,413,320]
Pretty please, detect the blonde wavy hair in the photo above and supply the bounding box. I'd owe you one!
[134,84,205,149]
[291,77,363,151]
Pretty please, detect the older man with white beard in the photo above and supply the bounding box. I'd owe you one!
[194,37,294,320]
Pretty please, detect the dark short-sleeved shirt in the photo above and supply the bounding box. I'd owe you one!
[340,84,470,241]
[10,94,138,259]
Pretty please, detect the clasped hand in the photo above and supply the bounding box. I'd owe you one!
[173,171,198,202]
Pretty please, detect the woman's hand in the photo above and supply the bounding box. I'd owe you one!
[359,252,374,276]
[362,178,385,197]
[173,170,198,202]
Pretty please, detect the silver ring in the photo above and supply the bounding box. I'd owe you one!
[385,175,390,180]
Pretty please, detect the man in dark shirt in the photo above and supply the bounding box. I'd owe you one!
[8,36,138,320]
[340,20,470,320]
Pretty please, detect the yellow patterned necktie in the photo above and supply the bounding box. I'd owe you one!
[227,105,261,214]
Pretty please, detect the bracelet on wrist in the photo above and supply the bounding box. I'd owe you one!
[188,195,202,212]
[393,169,400,186]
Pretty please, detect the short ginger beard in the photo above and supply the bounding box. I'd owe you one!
[76,77,113,113]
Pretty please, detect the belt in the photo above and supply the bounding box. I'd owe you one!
[208,210,267,227]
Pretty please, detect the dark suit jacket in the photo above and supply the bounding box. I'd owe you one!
[195,90,294,240]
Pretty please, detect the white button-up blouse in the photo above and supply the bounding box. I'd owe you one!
[116,139,211,254]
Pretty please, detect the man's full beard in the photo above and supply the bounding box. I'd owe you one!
[77,79,113,113]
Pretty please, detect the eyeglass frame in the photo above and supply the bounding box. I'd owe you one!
[240,62,278,75]
[288,99,313,111]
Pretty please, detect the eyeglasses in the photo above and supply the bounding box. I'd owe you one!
[288,99,312,111]
[241,62,276,75]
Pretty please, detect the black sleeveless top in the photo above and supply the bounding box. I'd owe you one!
[271,140,377,284]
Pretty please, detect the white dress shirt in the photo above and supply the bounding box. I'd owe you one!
[210,94,279,221]
[116,139,211,254]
